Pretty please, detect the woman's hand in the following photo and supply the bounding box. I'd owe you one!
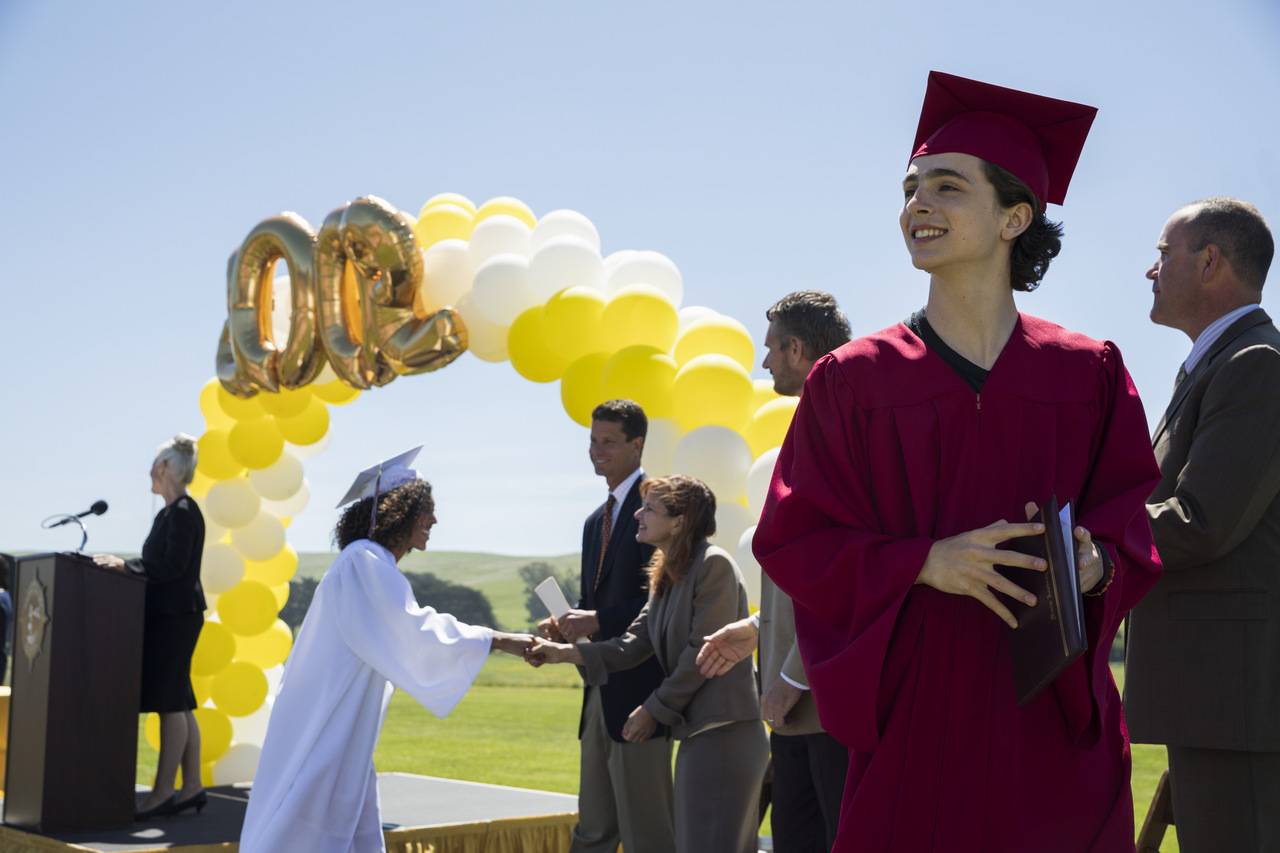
[93,554,126,571]
[524,637,582,667]
[621,705,657,743]
[696,616,759,678]
[916,519,1047,629]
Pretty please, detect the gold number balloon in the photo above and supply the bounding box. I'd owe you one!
[219,196,468,396]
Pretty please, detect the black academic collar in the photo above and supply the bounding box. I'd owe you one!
[907,309,991,394]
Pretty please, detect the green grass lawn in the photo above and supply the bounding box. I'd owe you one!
[137,655,1178,849]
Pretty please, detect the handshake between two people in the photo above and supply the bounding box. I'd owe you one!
[521,611,594,668]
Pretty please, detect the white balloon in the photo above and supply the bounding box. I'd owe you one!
[248,453,303,501]
[417,239,473,313]
[678,305,718,329]
[528,236,604,301]
[231,511,286,562]
[263,664,284,695]
[747,448,780,516]
[606,250,683,306]
[470,253,537,327]
[736,525,762,609]
[286,431,330,460]
[641,418,681,478]
[206,479,260,529]
[213,743,262,785]
[602,250,640,279]
[456,292,510,362]
[315,363,339,384]
[232,696,274,745]
[201,542,245,595]
[467,215,531,270]
[204,516,229,545]
[673,426,752,504]
[532,209,601,253]
[260,479,310,517]
[712,501,755,553]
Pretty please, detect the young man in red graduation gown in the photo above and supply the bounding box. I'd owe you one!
[753,72,1163,852]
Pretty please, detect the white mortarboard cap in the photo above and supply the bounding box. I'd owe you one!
[335,446,424,508]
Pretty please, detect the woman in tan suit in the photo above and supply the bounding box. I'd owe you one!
[528,475,769,852]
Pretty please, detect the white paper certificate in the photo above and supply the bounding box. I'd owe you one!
[534,576,586,643]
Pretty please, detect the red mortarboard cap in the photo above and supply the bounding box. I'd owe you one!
[910,71,1098,207]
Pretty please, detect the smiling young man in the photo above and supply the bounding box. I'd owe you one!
[753,72,1163,851]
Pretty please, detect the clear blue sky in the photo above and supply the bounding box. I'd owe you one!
[3,0,1278,556]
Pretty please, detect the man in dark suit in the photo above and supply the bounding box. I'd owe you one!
[539,400,674,853]
[1126,198,1279,852]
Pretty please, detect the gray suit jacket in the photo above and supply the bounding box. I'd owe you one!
[758,574,823,736]
[579,542,761,740]
[1125,308,1280,751]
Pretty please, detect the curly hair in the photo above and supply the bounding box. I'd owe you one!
[983,161,1065,292]
[642,476,717,598]
[333,479,434,553]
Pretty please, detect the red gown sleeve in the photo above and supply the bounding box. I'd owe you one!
[752,354,934,751]
[1055,342,1163,746]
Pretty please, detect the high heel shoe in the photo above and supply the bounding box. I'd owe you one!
[135,794,176,822]
[165,790,208,816]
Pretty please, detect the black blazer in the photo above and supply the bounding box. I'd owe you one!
[578,473,667,742]
[128,496,207,616]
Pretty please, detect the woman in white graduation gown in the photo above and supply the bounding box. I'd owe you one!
[240,461,533,853]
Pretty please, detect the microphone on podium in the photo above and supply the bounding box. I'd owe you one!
[46,500,109,528]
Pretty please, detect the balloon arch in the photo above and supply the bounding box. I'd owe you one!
[162,193,799,785]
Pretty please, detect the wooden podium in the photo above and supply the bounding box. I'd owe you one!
[4,552,146,832]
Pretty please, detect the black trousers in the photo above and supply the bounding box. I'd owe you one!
[769,731,849,853]
[1168,745,1280,853]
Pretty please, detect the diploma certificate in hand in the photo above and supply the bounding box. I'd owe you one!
[534,577,586,644]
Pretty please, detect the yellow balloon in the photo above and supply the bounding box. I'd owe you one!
[243,544,298,586]
[236,619,293,669]
[275,397,329,445]
[194,707,233,762]
[674,316,756,372]
[311,378,360,405]
[419,192,477,217]
[256,386,313,417]
[474,196,536,229]
[216,384,265,420]
[197,429,245,480]
[560,353,611,427]
[752,378,780,412]
[199,379,236,429]
[545,286,607,365]
[601,346,677,419]
[193,674,214,707]
[743,396,800,457]
[228,417,285,470]
[211,661,268,717]
[217,580,279,637]
[671,354,753,433]
[271,582,290,610]
[414,203,473,250]
[601,284,679,353]
[507,306,566,383]
[189,469,214,499]
[144,712,161,750]
[191,621,236,676]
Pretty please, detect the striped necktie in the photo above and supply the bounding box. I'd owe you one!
[594,494,617,594]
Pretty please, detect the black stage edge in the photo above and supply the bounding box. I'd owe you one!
[0,773,579,852]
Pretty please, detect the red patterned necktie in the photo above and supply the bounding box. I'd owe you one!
[594,493,617,594]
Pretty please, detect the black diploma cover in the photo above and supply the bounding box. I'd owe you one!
[996,496,1087,706]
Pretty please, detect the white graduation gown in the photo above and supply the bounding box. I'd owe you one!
[239,539,493,853]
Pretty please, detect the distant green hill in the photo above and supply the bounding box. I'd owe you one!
[297,550,581,631]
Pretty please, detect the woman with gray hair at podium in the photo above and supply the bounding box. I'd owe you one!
[94,433,207,821]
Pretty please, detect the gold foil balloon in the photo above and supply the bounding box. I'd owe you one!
[226,214,323,393]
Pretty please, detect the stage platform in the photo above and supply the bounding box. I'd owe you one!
[0,772,577,852]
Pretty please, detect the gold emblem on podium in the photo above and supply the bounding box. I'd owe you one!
[21,576,50,670]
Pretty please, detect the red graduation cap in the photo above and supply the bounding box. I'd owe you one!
[910,71,1098,208]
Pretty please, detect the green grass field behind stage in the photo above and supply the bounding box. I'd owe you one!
[136,657,1177,850]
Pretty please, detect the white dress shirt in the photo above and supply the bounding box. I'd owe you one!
[608,467,644,527]
[1183,304,1262,375]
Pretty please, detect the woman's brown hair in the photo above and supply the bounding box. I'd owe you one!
[641,475,717,597]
